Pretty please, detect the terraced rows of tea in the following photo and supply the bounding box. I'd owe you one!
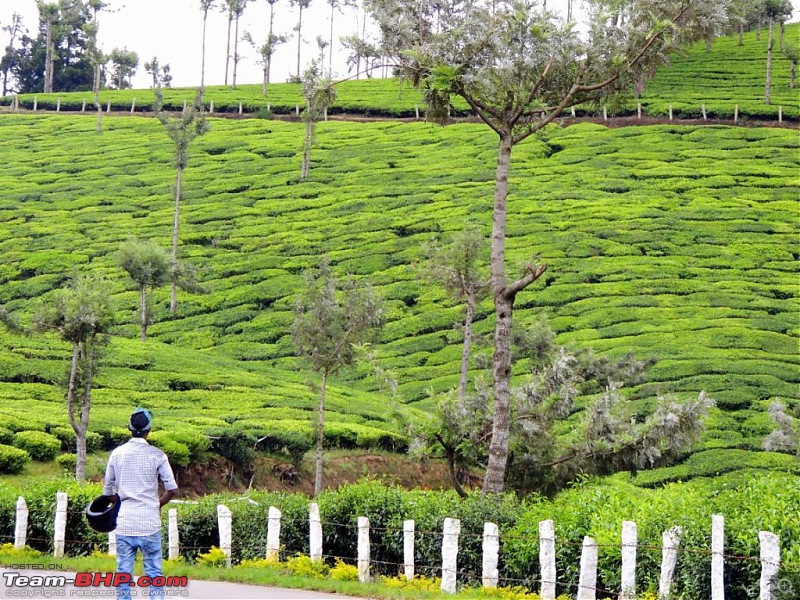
[2,24,798,120]
[0,113,797,480]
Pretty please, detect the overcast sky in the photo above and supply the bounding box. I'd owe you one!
[1,0,799,89]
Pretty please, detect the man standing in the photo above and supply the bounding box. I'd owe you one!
[102,408,179,599]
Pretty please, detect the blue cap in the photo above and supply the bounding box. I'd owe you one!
[129,408,153,433]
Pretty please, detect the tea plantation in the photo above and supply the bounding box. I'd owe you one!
[0,24,797,487]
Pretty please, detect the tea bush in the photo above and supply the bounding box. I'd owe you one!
[12,431,60,462]
[0,443,30,474]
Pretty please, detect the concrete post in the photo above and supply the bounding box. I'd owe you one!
[482,522,499,588]
[54,492,67,558]
[403,520,415,580]
[441,518,461,594]
[108,531,116,557]
[659,526,682,599]
[217,504,232,568]
[14,497,28,549]
[266,506,281,561]
[712,514,725,600]
[539,519,556,600]
[309,503,323,562]
[168,508,179,560]
[621,520,637,600]
[358,517,370,583]
[209,100,214,113]
[130,98,136,114]
[759,531,780,600]
[577,536,597,600]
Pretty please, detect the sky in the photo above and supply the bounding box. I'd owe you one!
[1,0,799,90]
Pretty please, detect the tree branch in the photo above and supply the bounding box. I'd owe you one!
[510,56,556,125]
[504,263,548,300]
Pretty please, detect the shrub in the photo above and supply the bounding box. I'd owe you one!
[147,432,191,467]
[56,453,77,473]
[329,558,358,581]
[285,554,329,578]
[196,545,228,567]
[12,431,60,462]
[0,444,30,474]
[50,427,102,453]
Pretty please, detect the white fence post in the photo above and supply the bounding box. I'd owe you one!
[168,508,179,560]
[482,522,499,588]
[357,516,370,583]
[659,526,682,599]
[309,502,323,562]
[81,99,86,112]
[759,531,780,600]
[130,98,136,114]
[266,506,281,561]
[33,97,38,111]
[209,100,214,113]
[56,97,61,112]
[108,531,116,557]
[403,520,415,580]
[106,99,111,113]
[217,504,232,568]
[14,497,28,549]
[734,104,739,124]
[702,104,707,120]
[712,514,725,600]
[539,519,556,600]
[577,536,597,600]
[441,518,461,594]
[621,520,637,600]
[778,106,783,123]
[54,492,67,558]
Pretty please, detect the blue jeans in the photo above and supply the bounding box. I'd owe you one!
[115,532,164,599]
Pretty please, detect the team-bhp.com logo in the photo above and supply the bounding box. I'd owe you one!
[3,572,189,597]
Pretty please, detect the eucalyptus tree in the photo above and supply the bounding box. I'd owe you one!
[83,1,108,132]
[369,0,732,493]
[265,0,284,86]
[144,56,172,88]
[291,0,313,78]
[38,1,59,93]
[340,33,380,77]
[404,322,714,497]
[300,43,336,179]
[782,40,798,88]
[423,226,489,400]
[108,47,138,89]
[762,0,793,104]
[154,86,210,314]
[227,0,250,88]
[291,256,384,496]
[243,30,289,96]
[1,13,24,96]
[33,274,115,481]
[199,0,216,87]
[117,238,171,342]
[327,0,342,72]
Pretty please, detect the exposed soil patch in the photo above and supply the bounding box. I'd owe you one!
[174,451,455,498]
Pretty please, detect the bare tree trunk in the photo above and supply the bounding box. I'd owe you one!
[44,19,54,93]
[765,15,774,104]
[225,11,233,86]
[76,342,94,482]
[459,292,475,400]
[264,2,276,95]
[301,112,315,179]
[483,133,513,494]
[232,12,241,88]
[201,9,209,88]
[66,344,83,480]
[94,64,102,133]
[140,284,148,341]
[738,23,744,46]
[170,165,183,314]
[566,0,572,22]
[790,60,796,89]
[296,4,304,78]
[329,2,335,73]
[314,370,327,496]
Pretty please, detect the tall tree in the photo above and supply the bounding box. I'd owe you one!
[117,239,171,342]
[199,0,216,88]
[228,0,249,88]
[0,13,25,96]
[291,0,313,78]
[144,56,173,88]
[243,30,289,96]
[292,256,384,496]
[762,0,793,104]
[33,274,114,481]
[340,33,379,77]
[300,46,336,180]
[108,47,138,89]
[782,40,798,89]
[327,0,342,72]
[369,0,731,493]
[423,226,489,400]
[39,1,59,93]
[154,87,210,314]
[265,0,282,87]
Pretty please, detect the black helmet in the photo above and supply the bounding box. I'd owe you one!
[85,495,121,533]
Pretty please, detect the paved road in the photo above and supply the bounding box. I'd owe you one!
[0,569,362,600]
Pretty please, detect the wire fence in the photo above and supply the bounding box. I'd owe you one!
[3,496,798,599]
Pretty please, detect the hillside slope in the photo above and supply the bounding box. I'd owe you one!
[0,113,797,482]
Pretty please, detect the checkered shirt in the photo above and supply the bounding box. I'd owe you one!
[102,437,178,536]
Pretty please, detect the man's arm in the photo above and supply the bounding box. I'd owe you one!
[159,488,178,508]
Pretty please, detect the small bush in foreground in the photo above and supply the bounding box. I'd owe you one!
[0,443,30,474]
